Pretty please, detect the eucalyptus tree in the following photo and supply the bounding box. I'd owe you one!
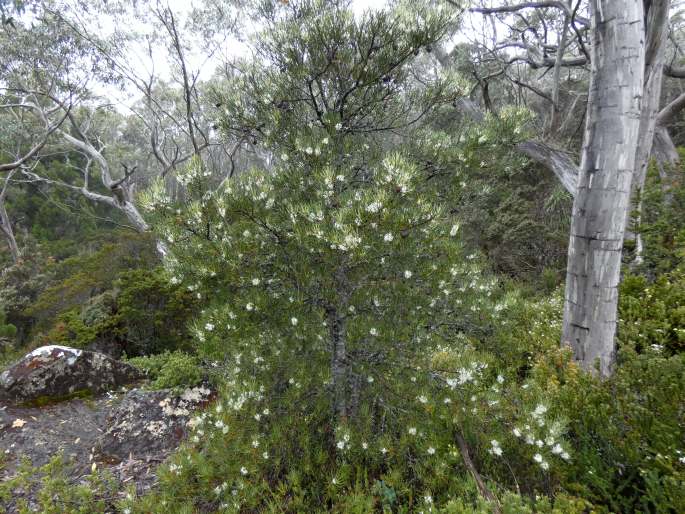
[0,0,245,257]
[443,0,652,375]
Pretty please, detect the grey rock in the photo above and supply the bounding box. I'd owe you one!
[0,345,143,405]
[96,385,213,461]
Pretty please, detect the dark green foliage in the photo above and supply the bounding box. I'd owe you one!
[128,351,203,391]
[43,266,198,357]
[554,350,685,513]
[0,241,57,343]
[409,108,572,282]
[22,232,158,331]
[619,270,685,355]
[0,309,16,339]
[114,268,199,355]
[629,158,685,277]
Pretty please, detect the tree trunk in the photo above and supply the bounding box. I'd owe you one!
[328,305,348,421]
[633,0,670,191]
[0,170,19,263]
[627,0,670,263]
[562,0,645,377]
[548,5,570,136]
[0,199,19,263]
[118,196,150,232]
[652,124,680,179]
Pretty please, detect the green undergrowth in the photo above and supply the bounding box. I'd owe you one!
[0,454,121,514]
[127,351,204,391]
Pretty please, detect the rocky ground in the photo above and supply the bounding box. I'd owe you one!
[0,346,213,512]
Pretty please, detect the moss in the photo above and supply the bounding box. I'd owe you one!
[20,389,93,408]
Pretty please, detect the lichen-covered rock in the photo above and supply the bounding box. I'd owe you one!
[96,386,213,461]
[0,345,143,405]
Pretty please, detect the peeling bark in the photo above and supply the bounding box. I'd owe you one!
[562,0,645,377]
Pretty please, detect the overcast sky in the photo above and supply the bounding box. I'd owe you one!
[93,0,390,109]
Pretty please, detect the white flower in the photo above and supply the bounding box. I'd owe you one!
[497,375,504,384]
[332,477,338,484]
[561,451,570,461]
[512,428,522,438]
[262,451,269,459]
[540,460,549,470]
[384,232,394,242]
[240,466,248,475]
[205,323,214,331]
[366,201,382,213]
[408,427,417,435]
[381,447,388,454]
[281,153,289,161]
[449,224,459,237]
[362,442,368,450]
[418,395,428,404]
[533,404,548,417]
[335,122,343,131]
[322,137,329,145]
[305,146,313,155]
[533,453,543,463]
[291,317,298,326]
[369,328,378,336]
[252,440,260,448]
[427,447,436,455]
[246,303,254,311]
[252,278,260,285]
[489,440,503,456]
[424,495,433,504]
[404,270,413,279]
[367,376,374,383]
[336,440,345,450]
[552,443,563,455]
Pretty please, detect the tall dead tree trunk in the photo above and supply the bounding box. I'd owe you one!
[628,0,670,263]
[562,0,645,377]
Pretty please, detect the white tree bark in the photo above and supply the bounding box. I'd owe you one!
[633,0,670,191]
[562,0,645,377]
[628,1,671,263]
[652,124,680,178]
[0,171,19,263]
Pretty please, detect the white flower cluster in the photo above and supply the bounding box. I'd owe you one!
[488,439,503,456]
[511,402,571,469]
